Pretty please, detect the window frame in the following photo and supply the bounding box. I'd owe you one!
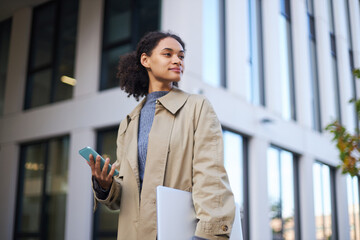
[347,175,360,240]
[92,126,119,240]
[279,0,297,121]
[306,0,322,132]
[267,144,301,240]
[0,17,12,116]
[24,0,79,110]
[313,160,339,240]
[327,0,342,123]
[202,0,227,88]
[344,0,359,131]
[248,0,265,106]
[99,0,161,91]
[14,135,70,240]
[222,126,250,240]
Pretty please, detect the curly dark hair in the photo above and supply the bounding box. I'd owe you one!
[117,31,186,101]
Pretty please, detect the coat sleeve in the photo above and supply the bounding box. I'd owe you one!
[192,98,235,240]
[92,175,122,210]
[91,118,128,211]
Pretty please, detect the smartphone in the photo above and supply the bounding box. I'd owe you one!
[79,146,119,176]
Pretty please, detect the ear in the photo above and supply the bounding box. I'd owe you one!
[140,53,150,68]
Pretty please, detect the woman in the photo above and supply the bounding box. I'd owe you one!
[88,31,235,240]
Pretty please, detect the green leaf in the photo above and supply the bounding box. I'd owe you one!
[353,68,360,78]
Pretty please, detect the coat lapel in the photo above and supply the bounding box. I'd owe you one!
[137,88,190,239]
[125,98,146,191]
[141,87,189,199]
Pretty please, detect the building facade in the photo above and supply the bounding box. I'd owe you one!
[0,0,360,239]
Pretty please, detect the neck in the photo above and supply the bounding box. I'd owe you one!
[148,80,173,93]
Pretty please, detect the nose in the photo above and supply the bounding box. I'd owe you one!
[172,55,182,65]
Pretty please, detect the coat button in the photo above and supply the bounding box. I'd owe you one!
[221,225,228,232]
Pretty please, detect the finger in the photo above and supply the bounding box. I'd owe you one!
[88,154,95,175]
[108,163,116,178]
[95,155,101,175]
[113,161,120,169]
[102,158,110,176]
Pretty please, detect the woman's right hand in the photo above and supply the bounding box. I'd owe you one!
[87,154,117,190]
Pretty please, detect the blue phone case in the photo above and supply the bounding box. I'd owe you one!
[79,146,119,176]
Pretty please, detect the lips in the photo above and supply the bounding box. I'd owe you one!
[169,67,182,73]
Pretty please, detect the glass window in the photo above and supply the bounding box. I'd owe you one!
[313,161,338,240]
[331,54,341,122]
[307,0,314,15]
[267,146,300,240]
[248,0,265,106]
[327,0,335,33]
[24,0,79,109]
[93,127,119,240]
[344,0,353,50]
[203,0,226,88]
[0,18,12,116]
[345,0,359,129]
[223,129,249,239]
[14,136,70,239]
[327,0,342,123]
[100,0,160,90]
[347,175,360,240]
[306,0,322,132]
[279,0,296,121]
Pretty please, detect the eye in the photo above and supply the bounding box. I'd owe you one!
[179,55,185,60]
[163,53,171,57]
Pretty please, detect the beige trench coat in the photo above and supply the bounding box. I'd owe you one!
[93,88,235,240]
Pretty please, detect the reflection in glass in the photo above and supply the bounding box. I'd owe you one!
[100,0,160,91]
[307,0,314,15]
[103,0,131,45]
[29,69,52,108]
[25,0,78,109]
[54,0,78,102]
[101,44,132,90]
[279,15,295,121]
[223,130,247,239]
[309,38,321,132]
[223,131,243,207]
[46,138,69,240]
[203,0,221,87]
[16,136,69,240]
[0,18,12,116]
[331,56,341,121]
[94,128,119,239]
[138,0,161,38]
[327,0,334,33]
[20,143,46,233]
[344,0,353,51]
[326,0,341,123]
[306,0,322,132]
[313,162,334,240]
[267,146,297,240]
[30,4,55,69]
[347,175,360,240]
[248,0,264,105]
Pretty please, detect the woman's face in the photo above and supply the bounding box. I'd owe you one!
[141,37,185,85]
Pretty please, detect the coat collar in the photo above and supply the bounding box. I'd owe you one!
[127,87,189,120]
[157,87,189,115]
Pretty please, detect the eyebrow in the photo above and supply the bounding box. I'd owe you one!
[161,48,185,53]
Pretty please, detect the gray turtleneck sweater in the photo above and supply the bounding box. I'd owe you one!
[137,91,169,188]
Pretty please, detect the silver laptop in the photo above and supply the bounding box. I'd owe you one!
[156,186,243,240]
